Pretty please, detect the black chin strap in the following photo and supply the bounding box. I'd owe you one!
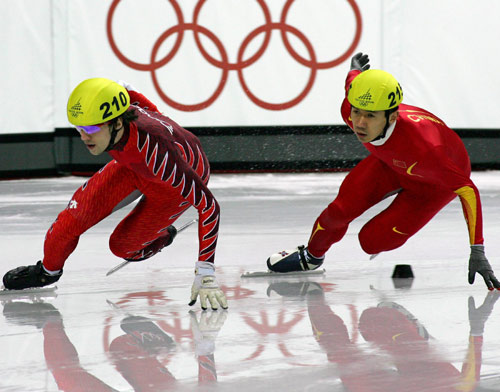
[105,122,123,151]
[372,108,397,142]
[371,117,391,142]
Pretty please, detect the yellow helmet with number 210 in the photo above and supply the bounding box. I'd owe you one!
[348,69,403,111]
[67,78,130,126]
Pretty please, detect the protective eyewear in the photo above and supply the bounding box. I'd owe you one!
[75,123,105,135]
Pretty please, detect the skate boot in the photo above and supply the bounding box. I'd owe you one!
[3,260,62,290]
[3,302,61,328]
[125,225,178,262]
[267,245,324,272]
[120,315,175,353]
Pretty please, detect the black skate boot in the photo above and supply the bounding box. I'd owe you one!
[3,302,61,328]
[125,225,178,262]
[267,245,324,272]
[3,260,62,290]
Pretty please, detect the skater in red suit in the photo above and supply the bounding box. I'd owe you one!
[267,52,500,290]
[2,78,227,310]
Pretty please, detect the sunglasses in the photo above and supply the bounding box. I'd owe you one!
[75,123,105,135]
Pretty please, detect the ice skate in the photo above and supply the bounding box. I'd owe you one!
[241,246,325,278]
[267,245,324,272]
[2,261,62,291]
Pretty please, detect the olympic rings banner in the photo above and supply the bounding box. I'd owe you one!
[106,0,362,112]
[101,0,367,127]
[1,0,500,134]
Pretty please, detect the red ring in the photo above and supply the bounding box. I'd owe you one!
[192,0,273,71]
[279,0,362,69]
[150,23,229,111]
[106,0,185,71]
[237,23,317,110]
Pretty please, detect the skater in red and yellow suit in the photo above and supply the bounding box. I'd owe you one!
[267,53,500,291]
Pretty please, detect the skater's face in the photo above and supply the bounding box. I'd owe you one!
[350,107,397,143]
[78,118,124,155]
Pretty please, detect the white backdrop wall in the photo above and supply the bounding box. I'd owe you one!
[1,0,499,135]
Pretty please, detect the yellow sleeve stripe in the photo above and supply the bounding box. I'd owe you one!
[454,186,477,244]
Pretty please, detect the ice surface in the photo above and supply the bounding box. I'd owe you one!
[1,172,500,391]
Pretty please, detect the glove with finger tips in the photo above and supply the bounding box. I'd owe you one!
[189,262,228,310]
[468,245,500,290]
[350,52,370,72]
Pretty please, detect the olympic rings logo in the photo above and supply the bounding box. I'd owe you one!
[107,0,362,111]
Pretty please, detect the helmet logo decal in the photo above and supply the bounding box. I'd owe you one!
[68,98,83,118]
[355,89,374,107]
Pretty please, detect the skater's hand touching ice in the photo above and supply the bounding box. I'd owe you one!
[189,262,228,310]
[468,245,500,290]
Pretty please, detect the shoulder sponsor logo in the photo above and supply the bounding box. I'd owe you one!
[400,109,444,125]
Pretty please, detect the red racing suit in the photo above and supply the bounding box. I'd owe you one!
[308,70,483,257]
[43,90,219,270]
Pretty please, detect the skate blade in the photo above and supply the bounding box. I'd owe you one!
[0,285,57,297]
[241,269,325,278]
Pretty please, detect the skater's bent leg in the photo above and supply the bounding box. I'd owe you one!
[43,210,85,271]
[109,182,189,260]
[307,203,351,257]
[43,161,138,271]
[358,189,456,254]
[308,156,401,257]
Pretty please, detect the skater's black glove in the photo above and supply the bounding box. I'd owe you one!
[468,245,500,290]
[350,52,370,72]
[468,291,500,335]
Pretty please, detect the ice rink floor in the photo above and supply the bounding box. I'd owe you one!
[1,172,500,392]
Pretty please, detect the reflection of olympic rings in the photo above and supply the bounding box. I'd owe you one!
[106,0,362,111]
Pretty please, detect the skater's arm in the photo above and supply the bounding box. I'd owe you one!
[117,80,161,113]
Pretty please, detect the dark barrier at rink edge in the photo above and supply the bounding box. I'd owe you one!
[1,126,500,178]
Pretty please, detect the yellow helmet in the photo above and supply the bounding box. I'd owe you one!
[67,78,130,126]
[347,69,403,111]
